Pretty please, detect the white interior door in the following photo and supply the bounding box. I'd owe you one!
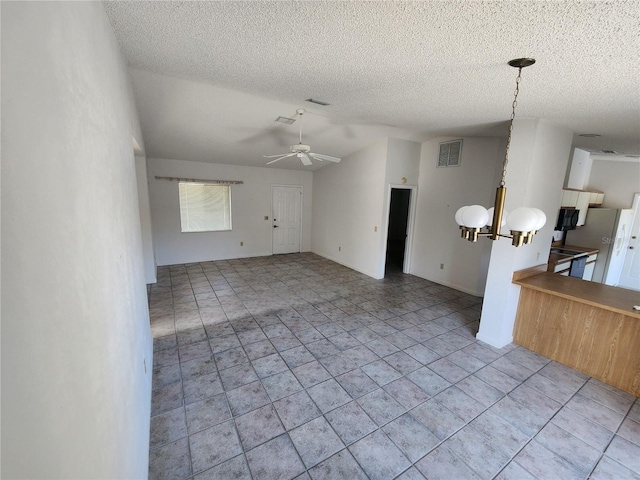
[272,186,302,254]
[604,209,633,285]
[618,194,640,290]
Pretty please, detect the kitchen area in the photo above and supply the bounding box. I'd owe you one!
[545,148,639,291]
[511,147,640,396]
[548,192,635,285]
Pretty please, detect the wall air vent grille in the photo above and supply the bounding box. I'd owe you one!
[437,140,462,167]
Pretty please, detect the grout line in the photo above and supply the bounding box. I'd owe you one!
[152,254,638,480]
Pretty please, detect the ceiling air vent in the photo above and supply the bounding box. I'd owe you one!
[438,140,462,167]
[275,116,296,124]
[305,98,331,106]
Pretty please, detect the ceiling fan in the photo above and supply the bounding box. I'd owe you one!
[264,108,341,166]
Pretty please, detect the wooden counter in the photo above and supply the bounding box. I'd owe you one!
[512,272,640,396]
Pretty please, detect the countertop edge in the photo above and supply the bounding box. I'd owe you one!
[513,271,640,319]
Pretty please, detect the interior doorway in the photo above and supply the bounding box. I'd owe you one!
[385,188,412,275]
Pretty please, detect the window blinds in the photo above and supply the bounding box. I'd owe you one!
[178,182,232,232]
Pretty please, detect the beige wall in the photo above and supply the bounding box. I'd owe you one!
[312,140,389,278]
[411,136,501,295]
[147,157,313,265]
[588,160,640,209]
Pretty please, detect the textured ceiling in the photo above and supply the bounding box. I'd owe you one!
[104,1,640,169]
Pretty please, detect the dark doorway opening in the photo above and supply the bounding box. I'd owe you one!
[385,188,411,276]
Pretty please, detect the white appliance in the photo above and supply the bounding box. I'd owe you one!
[565,208,634,285]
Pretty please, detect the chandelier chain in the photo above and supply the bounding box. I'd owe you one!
[500,67,523,187]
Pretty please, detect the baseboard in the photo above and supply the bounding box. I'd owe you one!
[406,270,484,297]
[475,331,513,349]
[311,250,382,279]
[157,251,273,267]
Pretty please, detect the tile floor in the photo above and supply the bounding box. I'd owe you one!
[148,253,640,480]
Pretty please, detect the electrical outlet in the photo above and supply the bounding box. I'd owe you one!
[374,226,378,232]
[338,246,341,252]
[240,241,244,246]
[440,263,444,270]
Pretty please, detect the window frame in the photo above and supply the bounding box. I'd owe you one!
[178,181,232,233]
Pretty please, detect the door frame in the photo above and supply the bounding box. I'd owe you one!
[619,192,640,289]
[382,184,418,275]
[271,184,303,255]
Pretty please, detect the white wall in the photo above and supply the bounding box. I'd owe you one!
[588,160,640,208]
[378,138,422,277]
[1,3,152,478]
[384,138,422,187]
[136,156,157,283]
[312,140,389,278]
[380,139,422,276]
[477,119,572,348]
[411,137,502,295]
[148,157,313,265]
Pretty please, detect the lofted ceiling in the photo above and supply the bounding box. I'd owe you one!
[104,1,640,170]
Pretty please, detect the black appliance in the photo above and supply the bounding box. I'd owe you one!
[555,208,579,231]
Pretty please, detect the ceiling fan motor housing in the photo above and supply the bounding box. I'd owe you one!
[291,144,311,153]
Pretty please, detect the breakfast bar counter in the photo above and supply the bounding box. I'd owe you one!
[512,270,640,396]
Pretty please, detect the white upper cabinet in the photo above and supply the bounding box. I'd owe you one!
[561,188,605,227]
[576,192,591,226]
[561,189,580,207]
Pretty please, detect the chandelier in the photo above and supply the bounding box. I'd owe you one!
[455,58,546,247]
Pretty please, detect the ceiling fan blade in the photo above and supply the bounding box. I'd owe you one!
[299,153,312,166]
[310,152,341,163]
[266,153,296,164]
[264,153,291,158]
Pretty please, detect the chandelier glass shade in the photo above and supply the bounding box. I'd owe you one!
[455,58,546,247]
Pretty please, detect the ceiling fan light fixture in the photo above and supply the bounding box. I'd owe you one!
[291,144,311,153]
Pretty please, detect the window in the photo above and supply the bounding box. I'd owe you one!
[178,182,232,232]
